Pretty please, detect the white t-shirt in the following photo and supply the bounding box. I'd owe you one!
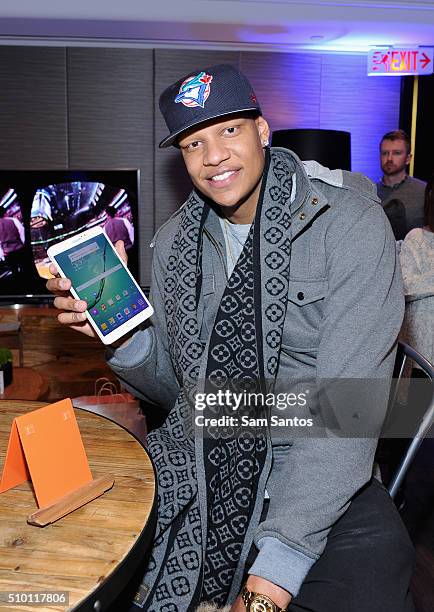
[219,217,251,276]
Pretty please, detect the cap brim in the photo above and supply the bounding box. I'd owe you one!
[158,106,261,148]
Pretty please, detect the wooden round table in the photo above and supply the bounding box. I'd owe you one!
[0,401,156,611]
[0,368,49,401]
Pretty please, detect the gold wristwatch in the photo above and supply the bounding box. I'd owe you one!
[241,584,288,612]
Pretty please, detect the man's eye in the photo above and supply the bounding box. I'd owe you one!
[224,126,238,135]
[185,141,201,151]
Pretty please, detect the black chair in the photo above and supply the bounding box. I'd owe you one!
[383,342,434,499]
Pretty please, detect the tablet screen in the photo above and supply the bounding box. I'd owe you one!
[52,232,150,336]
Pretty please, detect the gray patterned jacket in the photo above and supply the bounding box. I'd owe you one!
[107,149,404,597]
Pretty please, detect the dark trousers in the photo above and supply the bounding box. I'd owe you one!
[246,478,415,612]
[113,479,415,611]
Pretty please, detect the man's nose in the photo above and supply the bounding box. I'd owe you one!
[203,139,230,166]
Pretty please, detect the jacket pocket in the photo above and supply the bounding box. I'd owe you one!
[282,278,328,352]
[287,278,328,306]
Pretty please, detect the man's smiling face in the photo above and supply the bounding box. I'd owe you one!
[178,114,270,224]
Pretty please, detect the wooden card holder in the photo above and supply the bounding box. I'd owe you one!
[27,474,115,527]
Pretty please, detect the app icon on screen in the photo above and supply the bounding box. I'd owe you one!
[108,317,116,325]
[91,308,99,315]
[101,304,107,311]
[108,298,114,306]
[123,290,129,296]
[115,294,121,301]
[132,303,137,310]
[124,307,130,315]
[116,312,123,320]
[138,298,144,306]
[101,323,108,331]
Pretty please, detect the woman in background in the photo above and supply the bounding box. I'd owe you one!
[400,173,434,363]
[399,173,434,539]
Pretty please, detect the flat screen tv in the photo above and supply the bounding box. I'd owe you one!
[0,170,139,301]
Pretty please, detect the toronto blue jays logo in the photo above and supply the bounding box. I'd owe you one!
[175,71,213,108]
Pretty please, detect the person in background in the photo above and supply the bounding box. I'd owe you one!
[398,173,434,538]
[104,206,134,250]
[0,207,25,274]
[400,173,434,365]
[377,130,426,240]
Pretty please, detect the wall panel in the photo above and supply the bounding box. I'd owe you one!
[67,48,154,284]
[319,54,401,180]
[240,51,322,135]
[0,47,67,168]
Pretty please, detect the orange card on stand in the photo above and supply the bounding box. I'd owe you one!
[0,399,93,508]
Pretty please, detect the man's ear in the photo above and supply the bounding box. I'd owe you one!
[255,116,270,145]
[406,152,412,166]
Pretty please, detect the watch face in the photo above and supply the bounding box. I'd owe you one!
[250,594,276,612]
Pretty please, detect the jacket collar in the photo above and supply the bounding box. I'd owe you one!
[380,173,409,190]
[202,147,330,242]
[286,150,329,239]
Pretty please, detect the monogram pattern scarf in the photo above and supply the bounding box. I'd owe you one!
[140,149,293,611]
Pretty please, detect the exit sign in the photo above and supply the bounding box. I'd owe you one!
[368,48,433,76]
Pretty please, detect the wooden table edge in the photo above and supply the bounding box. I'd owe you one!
[73,502,158,612]
[1,401,158,612]
[69,406,158,612]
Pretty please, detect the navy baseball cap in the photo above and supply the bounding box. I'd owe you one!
[158,64,262,148]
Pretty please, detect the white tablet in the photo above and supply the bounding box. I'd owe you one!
[47,226,153,345]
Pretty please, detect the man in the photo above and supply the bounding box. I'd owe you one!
[0,207,25,275]
[104,206,134,250]
[48,65,414,612]
[377,129,426,239]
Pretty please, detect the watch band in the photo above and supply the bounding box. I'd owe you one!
[241,584,288,612]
